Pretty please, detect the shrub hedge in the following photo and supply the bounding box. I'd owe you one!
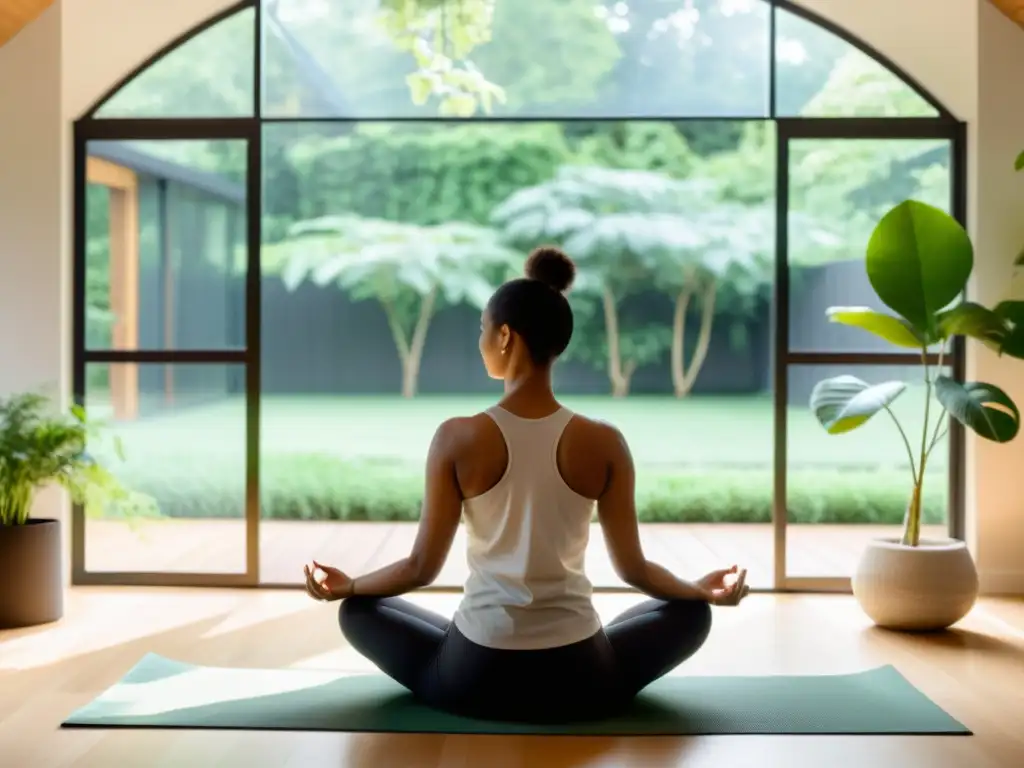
[112,453,945,526]
[287,123,572,228]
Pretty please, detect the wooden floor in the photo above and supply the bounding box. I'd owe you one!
[84,521,946,587]
[1,589,1023,767]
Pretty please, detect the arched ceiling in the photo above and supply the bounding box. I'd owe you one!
[991,0,1024,26]
[1,0,1022,51]
[0,0,54,47]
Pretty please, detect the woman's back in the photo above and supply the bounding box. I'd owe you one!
[453,404,603,651]
[315,245,745,725]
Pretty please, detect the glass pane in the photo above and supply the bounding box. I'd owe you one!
[262,0,770,119]
[787,138,952,353]
[786,364,950,579]
[83,363,247,574]
[85,140,247,351]
[95,8,255,118]
[774,6,937,118]
[259,119,776,588]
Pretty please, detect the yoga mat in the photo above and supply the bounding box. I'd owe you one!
[62,653,969,736]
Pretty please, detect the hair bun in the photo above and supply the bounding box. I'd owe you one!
[525,246,576,294]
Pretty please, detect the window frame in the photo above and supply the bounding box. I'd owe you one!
[70,0,967,591]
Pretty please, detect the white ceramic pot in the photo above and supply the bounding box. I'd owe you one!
[852,538,979,632]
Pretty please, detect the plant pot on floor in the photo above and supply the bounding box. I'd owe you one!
[0,519,64,629]
[852,538,978,632]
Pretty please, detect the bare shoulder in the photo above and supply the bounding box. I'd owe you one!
[565,413,629,457]
[432,413,497,454]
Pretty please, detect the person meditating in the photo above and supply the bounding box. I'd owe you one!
[303,246,749,724]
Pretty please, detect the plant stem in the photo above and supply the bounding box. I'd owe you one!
[904,351,933,547]
[883,405,918,482]
[903,482,923,548]
[0,483,33,526]
[925,408,949,462]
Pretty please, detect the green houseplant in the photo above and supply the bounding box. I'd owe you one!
[810,199,1024,631]
[0,391,140,628]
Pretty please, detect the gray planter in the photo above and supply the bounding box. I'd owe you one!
[0,518,64,628]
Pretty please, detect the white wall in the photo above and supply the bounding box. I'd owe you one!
[0,5,67,569]
[798,0,1024,592]
[0,4,64,398]
[966,1,1024,593]
[795,0,979,123]
[1,0,1022,592]
[61,0,234,119]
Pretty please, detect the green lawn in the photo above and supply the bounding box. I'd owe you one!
[89,393,948,525]
[104,392,946,473]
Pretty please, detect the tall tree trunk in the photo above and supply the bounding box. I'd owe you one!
[601,286,630,398]
[671,284,695,397]
[671,277,717,398]
[381,287,438,398]
[403,287,437,398]
[614,359,637,397]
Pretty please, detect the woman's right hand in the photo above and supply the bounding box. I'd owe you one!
[696,565,748,606]
[303,560,354,602]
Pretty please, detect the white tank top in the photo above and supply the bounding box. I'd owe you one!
[453,406,602,650]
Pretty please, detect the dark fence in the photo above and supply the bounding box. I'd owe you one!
[258,278,774,398]
[132,258,890,410]
[258,259,886,404]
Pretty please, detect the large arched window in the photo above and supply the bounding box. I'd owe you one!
[73,0,964,593]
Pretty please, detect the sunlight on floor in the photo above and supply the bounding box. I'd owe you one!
[83,665,357,719]
[0,589,241,671]
[198,592,315,641]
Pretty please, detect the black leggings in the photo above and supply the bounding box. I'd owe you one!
[339,596,712,724]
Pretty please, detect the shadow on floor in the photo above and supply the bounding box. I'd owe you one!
[1,591,691,767]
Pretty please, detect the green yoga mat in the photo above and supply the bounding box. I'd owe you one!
[62,653,969,736]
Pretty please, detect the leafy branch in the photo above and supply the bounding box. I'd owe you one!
[280,215,519,396]
[0,392,153,527]
[379,0,506,116]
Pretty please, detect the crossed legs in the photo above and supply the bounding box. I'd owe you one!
[339,595,712,721]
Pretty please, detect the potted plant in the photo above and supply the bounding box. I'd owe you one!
[810,199,1024,632]
[0,391,140,628]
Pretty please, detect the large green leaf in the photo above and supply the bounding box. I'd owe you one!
[994,300,1024,359]
[995,300,1024,324]
[809,375,908,435]
[936,302,1007,346]
[826,307,923,348]
[865,200,974,336]
[935,376,1020,443]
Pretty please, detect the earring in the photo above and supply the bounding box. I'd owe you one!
[501,347,507,355]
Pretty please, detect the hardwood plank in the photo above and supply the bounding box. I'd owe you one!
[2,589,1022,767]
[83,520,952,588]
[84,519,246,575]
[786,525,946,578]
[685,524,773,586]
[261,521,393,584]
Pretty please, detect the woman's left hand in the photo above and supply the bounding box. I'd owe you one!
[696,565,749,606]
[303,560,353,602]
